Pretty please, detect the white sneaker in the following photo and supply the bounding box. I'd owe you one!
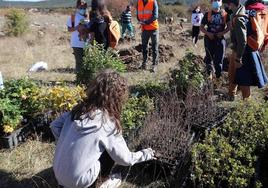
[100,174,122,188]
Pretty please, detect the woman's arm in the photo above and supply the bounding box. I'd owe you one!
[50,112,70,140]
[101,132,155,166]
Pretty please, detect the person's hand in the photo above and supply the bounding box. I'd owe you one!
[216,32,224,38]
[139,21,146,25]
[235,58,243,69]
[142,148,156,160]
[207,32,214,40]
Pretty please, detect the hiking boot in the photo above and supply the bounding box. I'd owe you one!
[139,63,147,70]
[214,78,222,89]
[208,73,213,80]
[151,65,157,73]
[100,173,122,188]
[226,95,236,102]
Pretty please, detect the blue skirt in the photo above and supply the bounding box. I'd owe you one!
[235,46,268,88]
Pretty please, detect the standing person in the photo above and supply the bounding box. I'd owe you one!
[51,70,155,188]
[86,0,112,49]
[137,0,159,73]
[227,0,268,100]
[67,0,88,74]
[201,0,230,85]
[121,5,134,39]
[191,6,204,46]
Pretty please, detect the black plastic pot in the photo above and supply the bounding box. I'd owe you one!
[0,124,31,149]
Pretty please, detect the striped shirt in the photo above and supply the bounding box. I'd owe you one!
[121,10,132,24]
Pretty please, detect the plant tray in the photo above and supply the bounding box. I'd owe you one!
[0,124,31,149]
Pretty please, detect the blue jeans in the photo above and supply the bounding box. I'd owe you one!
[142,29,159,66]
[121,23,134,37]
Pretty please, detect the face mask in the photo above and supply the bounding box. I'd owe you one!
[196,9,200,12]
[212,1,222,9]
[78,9,86,16]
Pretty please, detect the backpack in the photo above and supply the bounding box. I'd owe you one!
[207,9,228,24]
[233,9,267,51]
[108,20,121,48]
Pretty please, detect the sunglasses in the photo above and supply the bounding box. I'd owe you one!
[211,0,221,2]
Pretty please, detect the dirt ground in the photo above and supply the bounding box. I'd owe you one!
[0,9,267,188]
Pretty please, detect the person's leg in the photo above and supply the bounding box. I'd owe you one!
[73,47,84,74]
[195,26,200,44]
[204,37,214,79]
[141,30,150,69]
[192,26,196,43]
[121,23,127,38]
[228,51,238,97]
[151,29,159,68]
[99,151,115,178]
[127,23,134,38]
[240,86,251,99]
[213,39,225,79]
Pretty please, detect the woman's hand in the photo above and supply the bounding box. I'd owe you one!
[142,148,156,160]
[235,58,243,69]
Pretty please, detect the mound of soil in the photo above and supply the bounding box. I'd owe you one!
[119,44,174,70]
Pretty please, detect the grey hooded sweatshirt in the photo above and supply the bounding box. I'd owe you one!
[50,110,152,188]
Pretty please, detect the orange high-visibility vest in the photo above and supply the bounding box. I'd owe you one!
[137,0,159,31]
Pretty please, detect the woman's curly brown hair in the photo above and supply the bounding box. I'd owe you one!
[71,69,128,132]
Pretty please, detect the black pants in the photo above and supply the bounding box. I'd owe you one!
[192,26,200,44]
[90,151,115,188]
[73,47,84,73]
[204,36,226,78]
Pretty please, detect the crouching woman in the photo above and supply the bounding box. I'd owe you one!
[50,70,155,188]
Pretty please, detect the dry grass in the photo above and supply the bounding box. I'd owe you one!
[0,140,56,188]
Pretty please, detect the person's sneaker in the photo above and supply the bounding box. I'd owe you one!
[214,78,222,89]
[226,95,236,102]
[100,174,122,188]
[151,65,157,73]
[208,73,213,80]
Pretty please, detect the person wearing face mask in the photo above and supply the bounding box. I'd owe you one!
[67,0,88,77]
[227,0,268,100]
[201,0,231,87]
[191,6,204,46]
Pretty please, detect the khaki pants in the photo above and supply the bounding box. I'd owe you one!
[228,50,251,99]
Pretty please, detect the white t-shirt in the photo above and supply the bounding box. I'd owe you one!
[191,12,204,27]
[66,12,86,48]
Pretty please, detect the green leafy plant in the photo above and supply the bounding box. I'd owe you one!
[191,100,268,187]
[40,85,86,118]
[4,9,29,37]
[0,78,43,118]
[78,45,126,84]
[169,52,205,95]
[122,96,154,130]
[0,98,23,135]
[131,81,169,98]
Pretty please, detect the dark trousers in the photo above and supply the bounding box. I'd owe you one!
[142,29,159,66]
[204,36,226,78]
[73,47,84,73]
[89,151,115,188]
[192,26,200,44]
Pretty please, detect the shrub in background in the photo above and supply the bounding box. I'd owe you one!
[122,96,154,131]
[4,9,29,37]
[40,85,86,118]
[78,45,126,84]
[169,52,205,96]
[191,101,268,187]
[0,78,43,118]
[0,98,23,135]
[131,81,169,98]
